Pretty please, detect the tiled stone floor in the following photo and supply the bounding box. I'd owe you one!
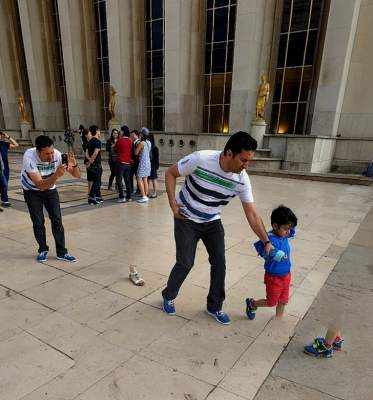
[1,154,373,399]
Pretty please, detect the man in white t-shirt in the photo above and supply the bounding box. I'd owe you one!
[162,131,274,325]
[21,135,81,263]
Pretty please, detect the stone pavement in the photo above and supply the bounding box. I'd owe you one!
[1,154,373,400]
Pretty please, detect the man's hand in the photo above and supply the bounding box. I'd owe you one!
[67,152,77,167]
[171,202,187,220]
[264,241,274,254]
[55,164,66,178]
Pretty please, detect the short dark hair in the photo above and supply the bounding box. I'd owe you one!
[271,205,297,228]
[89,125,99,136]
[35,135,54,151]
[121,125,130,137]
[223,131,257,156]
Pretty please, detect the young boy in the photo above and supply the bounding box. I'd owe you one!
[246,205,297,319]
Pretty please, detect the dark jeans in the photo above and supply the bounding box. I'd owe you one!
[88,166,102,199]
[0,172,8,202]
[130,163,138,193]
[116,162,132,200]
[23,189,67,257]
[108,159,116,188]
[162,218,226,312]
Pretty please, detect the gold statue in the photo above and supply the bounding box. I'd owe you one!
[255,74,270,121]
[108,86,117,120]
[18,94,28,122]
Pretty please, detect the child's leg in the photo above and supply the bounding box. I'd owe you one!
[276,302,286,318]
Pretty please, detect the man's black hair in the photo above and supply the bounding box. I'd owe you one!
[35,135,54,151]
[271,205,297,228]
[89,125,99,136]
[223,131,257,156]
[121,125,130,137]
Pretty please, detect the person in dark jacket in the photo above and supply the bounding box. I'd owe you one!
[106,129,119,190]
[148,133,160,198]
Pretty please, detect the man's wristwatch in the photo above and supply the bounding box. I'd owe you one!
[72,164,78,168]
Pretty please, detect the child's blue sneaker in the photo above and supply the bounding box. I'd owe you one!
[36,251,48,263]
[304,337,333,358]
[245,298,257,320]
[57,253,77,263]
[333,337,344,351]
[162,298,176,315]
[206,309,231,325]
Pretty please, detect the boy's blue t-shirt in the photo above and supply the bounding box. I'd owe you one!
[254,228,295,276]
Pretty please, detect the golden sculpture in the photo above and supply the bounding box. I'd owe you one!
[18,94,28,122]
[255,74,270,121]
[108,86,117,121]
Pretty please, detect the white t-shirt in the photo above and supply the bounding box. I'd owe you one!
[176,150,254,223]
[21,148,62,191]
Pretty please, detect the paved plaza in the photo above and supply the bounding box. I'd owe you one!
[1,154,373,400]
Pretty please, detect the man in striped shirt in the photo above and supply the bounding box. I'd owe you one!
[21,135,81,263]
[162,131,274,325]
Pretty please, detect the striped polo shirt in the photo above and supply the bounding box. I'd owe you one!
[176,150,254,223]
[21,148,62,191]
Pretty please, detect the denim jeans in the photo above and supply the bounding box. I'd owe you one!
[162,218,226,312]
[0,171,8,202]
[116,162,131,200]
[23,189,67,257]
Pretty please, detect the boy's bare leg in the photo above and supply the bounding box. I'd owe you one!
[253,299,268,307]
[325,326,341,346]
[276,302,286,317]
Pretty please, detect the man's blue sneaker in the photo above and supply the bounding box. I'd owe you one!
[304,337,333,358]
[206,310,231,325]
[162,298,176,315]
[56,253,77,263]
[245,298,257,320]
[36,251,48,263]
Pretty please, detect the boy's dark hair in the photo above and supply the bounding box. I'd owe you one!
[121,125,130,137]
[35,135,54,150]
[223,131,257,156]
[89,125,99,136]
[271,205,297,228]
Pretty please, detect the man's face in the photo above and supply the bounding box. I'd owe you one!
[226,149,255,173]
[38,145,55,162]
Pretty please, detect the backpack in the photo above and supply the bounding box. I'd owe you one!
[363,161,373,177]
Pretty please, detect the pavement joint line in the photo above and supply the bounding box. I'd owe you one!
[22,328,75,361]
[271,375,345,400]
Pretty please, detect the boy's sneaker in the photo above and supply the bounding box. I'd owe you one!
[245,298,257,320]
[206,310,231,325]
[162,298,176,315]
[1,201,11,208]
[333,337,344,351]
[36,251,48,263]
[96,197,104,203]
[304,337,333,358]
[57,253,77,263]
[88,197,100,205]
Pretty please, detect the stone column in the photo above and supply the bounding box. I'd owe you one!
[106,0,146,128]
[310,0,361,136]
[164,0,204,133]
[229,0,275,134]
[57,0,102,130]
[17,0,64,129]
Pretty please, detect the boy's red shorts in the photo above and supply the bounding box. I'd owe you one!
[264,272,291,306]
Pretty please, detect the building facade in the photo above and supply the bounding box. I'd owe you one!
[0,0,372,172]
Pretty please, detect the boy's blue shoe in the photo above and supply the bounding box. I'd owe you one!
[206,310,231,325]
[36,251,48,263]
[56,253,77,263]
[333,337,344,351]
[245,298,257,320]
[162,298,176,315]
[304,337,333,358]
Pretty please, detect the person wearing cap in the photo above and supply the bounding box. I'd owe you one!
[135,127,152,203]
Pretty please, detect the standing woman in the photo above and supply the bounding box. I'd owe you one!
[106,128,119,190]
[148,133,159,198]
[135,128,151,203]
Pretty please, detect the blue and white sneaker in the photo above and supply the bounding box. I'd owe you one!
[36,251,48,263]
[206,309,231,325]
[304,337,333,358]
[162,298,176,315]
[56,253,77,263]
[1,201,11,208]
[245,298,257,320]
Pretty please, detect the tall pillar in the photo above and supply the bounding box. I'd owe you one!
[57,0,102,130]
[311,0,361,136]
[164,0,204,132]
[229,0,275,134]
[106,0,146,128]
[17,0,64,129]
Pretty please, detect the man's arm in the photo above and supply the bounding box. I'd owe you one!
[242,202,274,253]
[7,135,18,148]
[28,166,65,191]
[66,152,81,178]
[165,163,186,220]
[87,148,100,164]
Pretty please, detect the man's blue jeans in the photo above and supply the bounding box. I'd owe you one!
[0,171,8,202]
